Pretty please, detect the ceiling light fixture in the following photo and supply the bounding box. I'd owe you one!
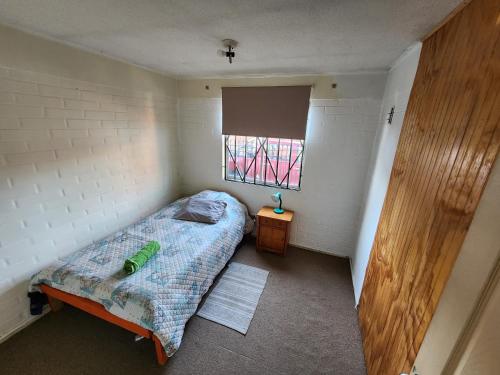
[218,39,238,64]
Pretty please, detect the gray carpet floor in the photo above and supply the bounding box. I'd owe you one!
[0,238,367,375]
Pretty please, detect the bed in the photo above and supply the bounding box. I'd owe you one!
[29,190,252,365]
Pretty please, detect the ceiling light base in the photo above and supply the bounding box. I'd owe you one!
[222,39,238,49]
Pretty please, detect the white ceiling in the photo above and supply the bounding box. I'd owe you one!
[0,0,461,78]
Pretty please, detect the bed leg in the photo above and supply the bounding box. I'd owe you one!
[152,335,168,365]
[47,295,64,312]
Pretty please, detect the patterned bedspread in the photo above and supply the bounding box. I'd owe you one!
[29,190,252,356]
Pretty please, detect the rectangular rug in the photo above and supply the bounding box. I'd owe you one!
[196,262,269,334]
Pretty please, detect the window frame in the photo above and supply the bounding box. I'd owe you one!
[223,135,305,191]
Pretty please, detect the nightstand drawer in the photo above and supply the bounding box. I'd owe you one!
[259,217,287,230]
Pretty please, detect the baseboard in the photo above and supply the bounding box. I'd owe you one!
[290,242,350,259]
[0,306,50,344]
[248,233,350,259]
[348,257,361,309]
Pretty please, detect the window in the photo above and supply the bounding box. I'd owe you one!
[221,85,310,191]
[223,135,304,190]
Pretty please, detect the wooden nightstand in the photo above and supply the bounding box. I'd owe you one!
[256,206,294,256]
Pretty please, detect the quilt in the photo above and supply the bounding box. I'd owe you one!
[29,190,252,356]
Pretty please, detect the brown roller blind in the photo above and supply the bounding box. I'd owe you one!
[222,86,311,139]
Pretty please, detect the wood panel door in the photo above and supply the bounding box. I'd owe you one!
[358,0,500,374]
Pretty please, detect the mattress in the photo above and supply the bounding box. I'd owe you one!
[29,190,251,356]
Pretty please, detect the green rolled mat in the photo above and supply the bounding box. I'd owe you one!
[123,241,160,275]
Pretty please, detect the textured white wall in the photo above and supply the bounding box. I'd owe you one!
[0,35,179,339]
[177,74,385,256]
[351,43,422,303]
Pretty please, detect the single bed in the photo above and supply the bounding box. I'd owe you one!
[29,190,252,365]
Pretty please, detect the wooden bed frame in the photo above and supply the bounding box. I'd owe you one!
[40,284,168,365]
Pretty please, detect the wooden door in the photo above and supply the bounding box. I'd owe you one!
[358,0,500,373]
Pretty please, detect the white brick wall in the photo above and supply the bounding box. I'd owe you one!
[0,65,179,341]
[177,96,382,257]
[351,43,422,303]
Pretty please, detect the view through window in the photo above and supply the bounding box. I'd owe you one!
[223,135,304,190]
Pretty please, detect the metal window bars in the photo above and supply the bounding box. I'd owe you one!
[224,135,304,190]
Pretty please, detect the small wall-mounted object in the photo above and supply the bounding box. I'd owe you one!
[331,83,337,89]
[387,106,395,125]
